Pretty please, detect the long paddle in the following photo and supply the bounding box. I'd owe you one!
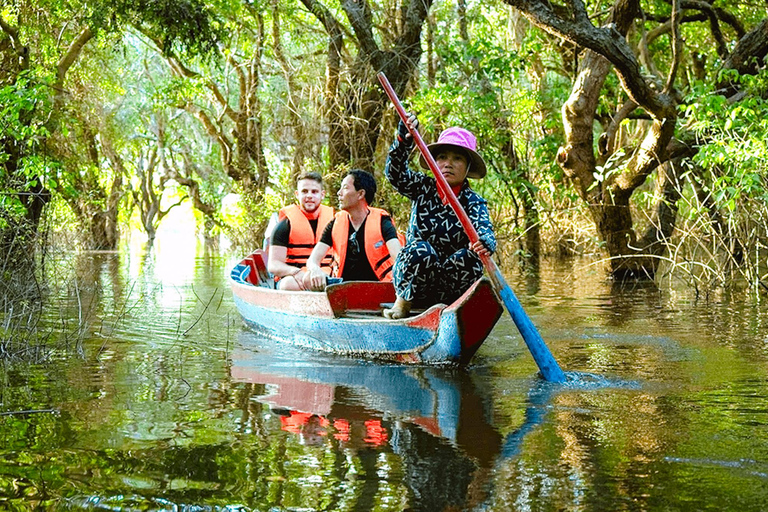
[378,72,566,383]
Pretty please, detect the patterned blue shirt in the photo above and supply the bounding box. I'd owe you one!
[385,136,496,258]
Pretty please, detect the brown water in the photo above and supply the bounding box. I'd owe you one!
[1,245,767,511]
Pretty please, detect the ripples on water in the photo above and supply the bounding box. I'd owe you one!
[1,246,767,511]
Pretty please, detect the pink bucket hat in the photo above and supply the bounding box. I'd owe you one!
[418,127,487,179]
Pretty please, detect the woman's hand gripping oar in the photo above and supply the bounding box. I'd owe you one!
[377,72,566,383]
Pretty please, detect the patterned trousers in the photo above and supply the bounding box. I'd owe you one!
[392,240,484,307]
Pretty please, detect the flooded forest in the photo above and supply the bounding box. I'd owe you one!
[3,1,768,510]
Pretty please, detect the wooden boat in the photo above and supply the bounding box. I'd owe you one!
[229,250,503,364]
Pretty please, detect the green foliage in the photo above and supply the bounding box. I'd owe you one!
[665,69,768,287]
[408,5,576,256]
[683,71,768,211]
[99,0,224,60]
[0,70,55,227]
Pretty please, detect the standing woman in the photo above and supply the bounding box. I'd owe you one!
[383,115,496,319]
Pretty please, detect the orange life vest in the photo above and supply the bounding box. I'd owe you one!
[331,207,396,281]
[278,204,334,271]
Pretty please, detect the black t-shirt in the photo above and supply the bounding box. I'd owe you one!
[320,215,398,281]
[271,217,320,247]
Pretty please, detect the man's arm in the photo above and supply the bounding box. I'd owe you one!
[267,245,301,278]
[381,215,403,261]
[381,215,402,261]
[266,218,298,278]
[385,238,401,261]
[305,241,332,291]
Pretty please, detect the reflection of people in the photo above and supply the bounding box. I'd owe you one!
[305,169,402,291]
[268,172,334,290]
[383,114,496,319]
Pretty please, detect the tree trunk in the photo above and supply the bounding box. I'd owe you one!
[505,1,768,279]
[302,0,432,175]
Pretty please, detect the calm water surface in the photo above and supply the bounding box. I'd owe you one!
[1,244,767,511]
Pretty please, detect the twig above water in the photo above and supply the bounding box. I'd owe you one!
[183,286,219,336]
[0,408,58,417]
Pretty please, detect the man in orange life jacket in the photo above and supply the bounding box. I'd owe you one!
[304,169,402,291]
[268,172,335,290]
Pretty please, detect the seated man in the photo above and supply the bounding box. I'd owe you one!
[268,172,334,290]
[304,169,402,290]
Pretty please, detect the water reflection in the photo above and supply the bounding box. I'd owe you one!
[4,252,768,510]
[230,333,506,510]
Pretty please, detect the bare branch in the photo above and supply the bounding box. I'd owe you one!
[0,13,25,67]
[299,0,345,111]
[615,116,676,194]
[721,17,768,77]
[228,55,247,106]
[684,1,728,58]
[504,0,676,120]
[169,151,225,226]
[182,102,235,177]
[648,1,745,37]
[638,10,661,78]
[663,0,682,93]
[644,2,728,59]
[55,27,94,89]
[598,98,638,158]
[341,0,384,69]
[571,0,592,26]
[157,196,187,221]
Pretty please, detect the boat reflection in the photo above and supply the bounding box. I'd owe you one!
[231,332,510,509]
[230,340,501,462]
[230,331,567,510]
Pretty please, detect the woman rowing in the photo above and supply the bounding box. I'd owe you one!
[383,114,496,319]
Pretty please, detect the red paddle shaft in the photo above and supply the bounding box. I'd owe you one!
[378,72,566,382]
[378,74,496,269]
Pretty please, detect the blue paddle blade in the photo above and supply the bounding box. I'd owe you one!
[494,271,566,383]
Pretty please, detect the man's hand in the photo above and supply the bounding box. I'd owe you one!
[303,266,328,291]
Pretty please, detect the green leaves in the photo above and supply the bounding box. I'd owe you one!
[109,0,224,60]
[0,72,51,145]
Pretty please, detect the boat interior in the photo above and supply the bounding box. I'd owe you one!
[236,250,432,319]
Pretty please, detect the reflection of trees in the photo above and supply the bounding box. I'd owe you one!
[392,424,476,510]
[490,386,674,510]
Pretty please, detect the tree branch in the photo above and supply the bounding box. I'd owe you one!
[182,102,236,178]
[55,27,94,91]
[504,0,676,120]
[598,98,638,159]
[0,14,18,40]
[663,0,682,93]
[298,0,345,112]
[721,17,768,78]
[341,0,385,69]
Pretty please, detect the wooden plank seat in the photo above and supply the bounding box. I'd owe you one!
[244,249,272,287]
[326,281,397,318]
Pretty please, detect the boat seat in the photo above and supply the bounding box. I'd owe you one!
[244,249,273,287]
[326,281,396,318]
